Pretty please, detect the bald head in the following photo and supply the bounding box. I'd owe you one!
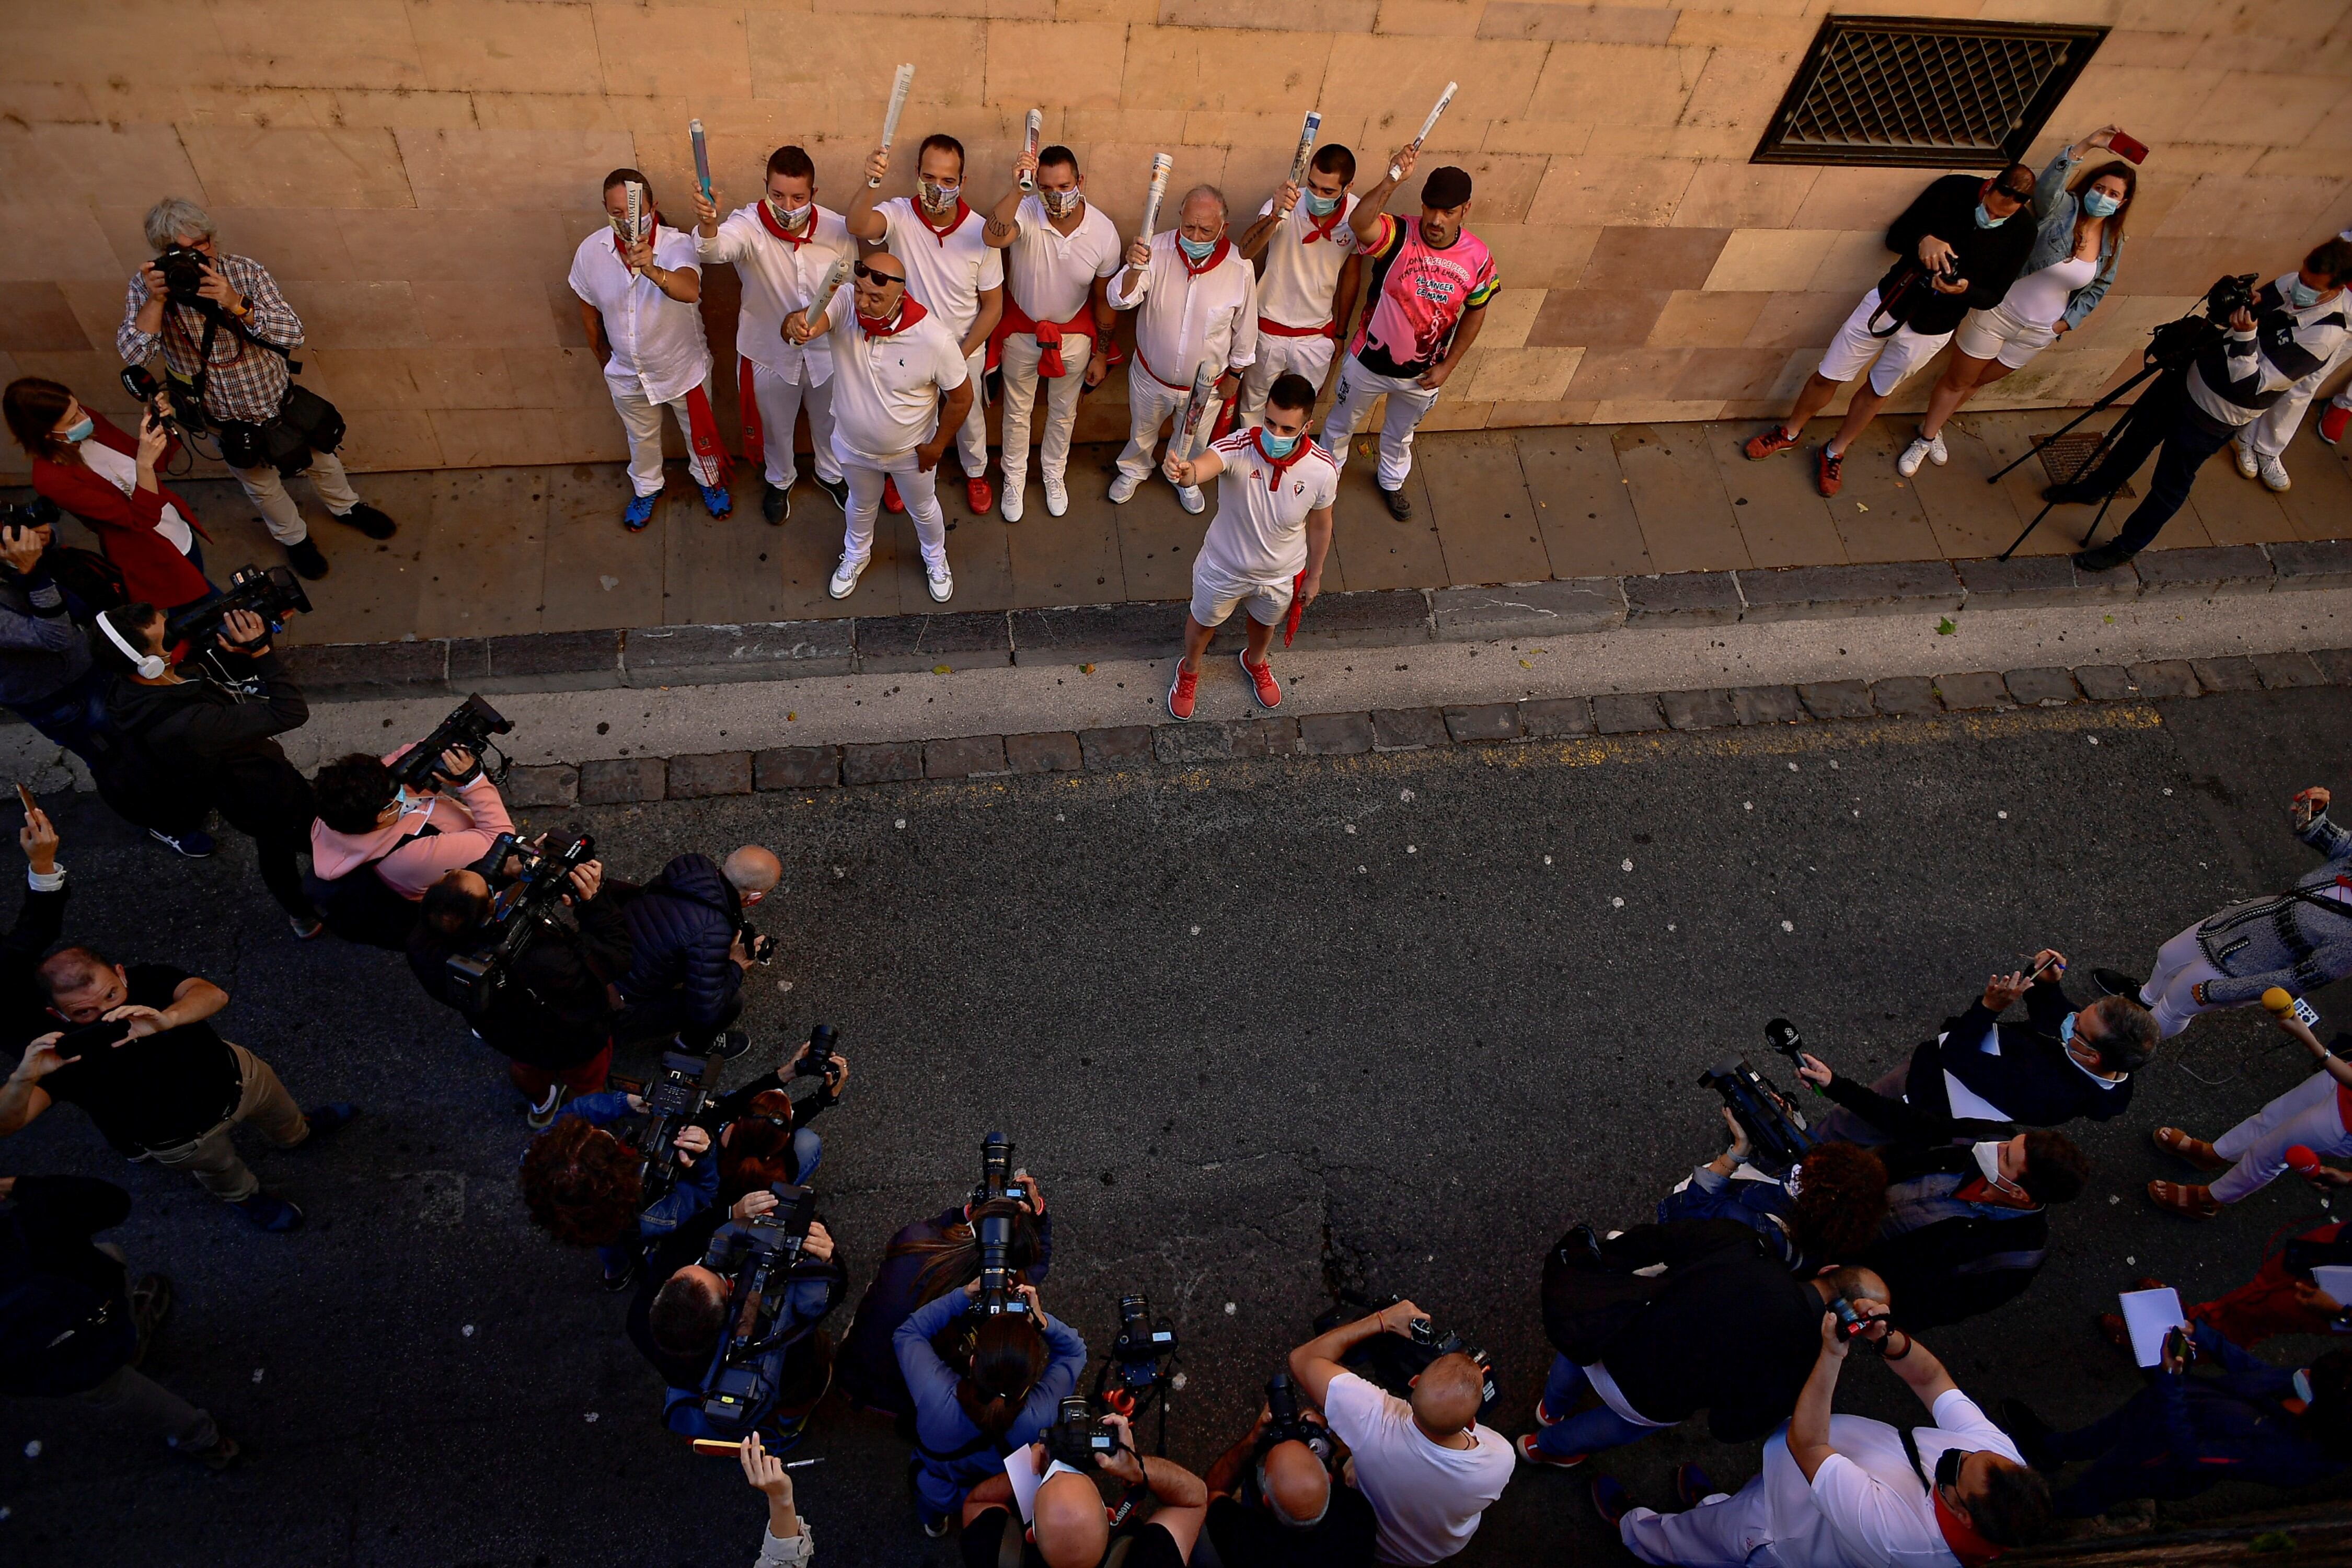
[1034,1468,1109,1568]
[723,845,781,900]
[1262,1438,1330,1525]
[1410,1351,1485,1438]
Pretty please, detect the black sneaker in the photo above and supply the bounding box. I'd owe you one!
[298,1103,360,1143]
[2073,540,2135,573]
[2092,967,2146,1002]
[1379,484,1413,520]
[332,501,398,539]
[601,1252,641,1293]
[815,475,849,512]
[284,536,330,579]
[763,482,789,524]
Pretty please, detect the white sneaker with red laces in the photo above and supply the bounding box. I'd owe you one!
[1167,662,1199,720]
[1239,651,1281,709]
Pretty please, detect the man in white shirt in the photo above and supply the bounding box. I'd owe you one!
[568,169,730,532]
[691,143,856,524]
[784,251,971,605]
[1289,1298,1513,1565]
[847,132,1004,518]
[1609,1311,2053,1568]
[1160,373,1334,721]
[982,144,1123,522]
[1108,186,1260,515]
[1234,143,1363,427]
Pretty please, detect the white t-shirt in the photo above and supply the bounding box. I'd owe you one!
[1005,195,1124,325]
[77,440,193,553]
[1194,429,1339,586]
[824,302,970,464]
[697,203,856,385]
[568,223,712,403]
[877,198,1002,350]
[1255,192,1361,331]
[1766,1390,2022,1568]
[1110,230,1260,391]
[1319,1371,1513,1566]
[2000,252,2097,331]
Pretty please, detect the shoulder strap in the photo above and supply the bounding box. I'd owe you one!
[1899,1423,1933,1492]
[998,1512,1027,1568]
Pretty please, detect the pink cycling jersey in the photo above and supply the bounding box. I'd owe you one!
[1348,213,1499,379]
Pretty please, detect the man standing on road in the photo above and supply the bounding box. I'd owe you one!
[1109,185,1260,514]
[693,144,856,524]
[983,144,1123,522]
[847,134,1004,519]
[1236,144,1363,427]
[786,252,972,604]
[1316,153,1495,520]
[1161,372,1335,721]
[570,169,732,533]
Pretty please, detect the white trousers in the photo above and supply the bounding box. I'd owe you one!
[1116,362,1194,490]
[832,434,947,573]
[745,359,840,489]
[2242,337,2352,458]
[229,449,360,546]
[2141,920,2229,1039]
[1237,332,1338,425]
[1318,357,1442,490]
[2211,1068,2352,1204]
[1620,1479,1787,1568]
[613,380,722,498]
[950,347,987,479]
[997,332,1092,489]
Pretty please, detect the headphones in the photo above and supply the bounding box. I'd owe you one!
[97,609,168,680]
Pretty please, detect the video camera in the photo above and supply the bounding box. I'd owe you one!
[391,694,515,792]
[970,1131,1031,1318]
[697,1182,821,1438]
[1698,1021,1816,1177]
[1315,1290,1499,1422]
[164,563,312,650]
[634,1046,726,1207]
[791,1023,840,1082]
[443,829,597,1012]
[1041,1394,1123,1469]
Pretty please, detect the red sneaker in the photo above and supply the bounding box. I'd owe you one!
[1239,651,1281,709]
[2322,401,2349,446]
[1816,446,1844,498]
[882,475,905,514]
[966,475,994,514]
[1743,425,1798,460]
[1167,661,1198,720]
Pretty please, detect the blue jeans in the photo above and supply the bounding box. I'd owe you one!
[1535,1355,1662,1458]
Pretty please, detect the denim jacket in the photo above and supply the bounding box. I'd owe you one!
[2024,146,2123,331]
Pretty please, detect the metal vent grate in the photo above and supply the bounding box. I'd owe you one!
[1755,18,2106,169]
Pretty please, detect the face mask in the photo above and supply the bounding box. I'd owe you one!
[2296,1369,2316,1403]
[919,180,960,211]
[1041,188,1082,217]
[2081,189,2120,219]
[764,195,810,230]
[1973,202,2010,229]
[1260,430,1300,458]
[1969,1140,2006,1185]
[1179,233,1218,262]
[2290,278,2323,309]
[1305,192,1340,217]
[2058,1011,2078,1047]
[62,417,94,444]
[394,786,426,815]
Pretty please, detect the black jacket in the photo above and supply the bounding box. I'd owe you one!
[1874,174,2037,336]
[1903,978,2133,1129]
[1865,1145,2051,1329]
[1,872,67,1051]
[407,891,630,1070]
[99,645,313,833]
[0,566,91,711]
[618,855,744,1030]
[0,1175,138,1398]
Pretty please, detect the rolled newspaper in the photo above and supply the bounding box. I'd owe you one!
[690,118,711,202]
[1019,109,1043,192]
[621,179,645,275]
[1389,80,1458,182]
[803,253,852,336]
[870,64,916,187]
[1139,152,1175,238]
[1174,362,1219,462]
[1286,110,1323,189]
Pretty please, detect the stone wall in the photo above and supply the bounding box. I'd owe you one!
[1,0,2346,477]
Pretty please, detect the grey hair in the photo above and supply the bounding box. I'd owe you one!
[1179,183,1228,221]
[143,197,216,251]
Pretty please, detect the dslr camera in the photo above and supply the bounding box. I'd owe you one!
[697,1182,821,1437]
[0,495,59,544]
[155,243,210,309]
[971,1131,1033,1318]
[1108,1292,1179,1392]
[164,563,313,649]
[792,1023,840,1081]
[443,829,597,1011]
[1042,1394,1122,1468]
[393,694,516,792]
[632,1045,726,1206]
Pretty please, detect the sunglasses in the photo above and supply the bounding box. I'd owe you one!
[855,263,904,285]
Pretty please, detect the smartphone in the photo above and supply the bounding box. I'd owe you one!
[15,783,33,818]
[2108,130,2148,165]
[2162,1324,2196,1365]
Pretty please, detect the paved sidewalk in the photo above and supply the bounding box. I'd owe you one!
[16,409,2347,651]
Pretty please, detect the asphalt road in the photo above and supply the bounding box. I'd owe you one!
[5,687,2351,1566]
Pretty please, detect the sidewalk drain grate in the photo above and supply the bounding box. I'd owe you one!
[2036,432,2135,497]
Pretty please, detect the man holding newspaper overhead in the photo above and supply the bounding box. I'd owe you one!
[1108,176,1259,514]
[1235,118,1363,429]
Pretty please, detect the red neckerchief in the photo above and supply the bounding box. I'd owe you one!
[857,293,929,339]
[914,198,973,246]
[1250,426,1309,491]
[1933,1489,2004,1566]
[612,214,661,261]
[1181,234,1232,278]
[756,200,815,250]
[1951,1175,2039,1210]
[1302,200,1347,244]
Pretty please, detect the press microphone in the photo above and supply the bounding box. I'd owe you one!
[2288,1145,2321,1178]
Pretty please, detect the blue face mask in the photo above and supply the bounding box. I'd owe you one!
[1260,430,1300,458]
[2290,278,2324,310]
[2081,189,2120,220]
[62,417,93,444]
[2059,1012,2078,1046]
[1973,202,2010,229]
[1304,192,1340,217]
[1178,233,1217,262]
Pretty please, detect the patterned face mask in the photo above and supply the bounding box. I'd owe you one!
[764,195,811,229]
[1041,187,1082,217]
[919,179,961,211]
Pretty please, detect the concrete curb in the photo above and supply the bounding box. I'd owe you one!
[275,540,2352,702]
[492,645,2352,807]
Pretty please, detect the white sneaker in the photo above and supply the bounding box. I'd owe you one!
[1043,476,1069,516]
[1177,483,1204,515]
[926,560,954,602]
[2234,439,2259,480]
[1000,482,1024,523]
[1924,430,1947,466]
[2256,452,2291,492]
[1897,437,1932,478]
[1108,472,1139,504]
[827,556,866,599]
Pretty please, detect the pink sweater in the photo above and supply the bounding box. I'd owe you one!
[308,750,514,900]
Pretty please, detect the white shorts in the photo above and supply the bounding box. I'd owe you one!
[1954,302,2060,370]
[1817,288,1953,397]
[1189,566,1293,630]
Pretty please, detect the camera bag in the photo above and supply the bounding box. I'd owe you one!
[183,306,346,477]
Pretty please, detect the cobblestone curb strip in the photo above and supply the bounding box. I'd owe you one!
[279,541,2352,700]
[499,648,2352,806]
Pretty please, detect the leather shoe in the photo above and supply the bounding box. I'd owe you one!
[2146,1179,2220,1219]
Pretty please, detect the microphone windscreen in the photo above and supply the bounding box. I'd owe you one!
[2287,1145,2321,1176]
[2264,986,2296,1014]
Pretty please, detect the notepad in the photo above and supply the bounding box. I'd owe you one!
[2312,1265,2352,1305]
[2120,1286,2188,1368]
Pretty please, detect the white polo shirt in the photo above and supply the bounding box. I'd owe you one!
[1320,1371,1512,1567]
[1110,230,1259,390]
[697,203,855,385]
[1760,1390,2024,1568]
[824,301,970,465]
[1194,429,1339,586]
[877,199,1002,350]
[568,223,712,404]
[1254,193,1361,331]
[1005,196,1124,325]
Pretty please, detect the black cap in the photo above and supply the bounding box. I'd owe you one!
[1421,165,1473,210]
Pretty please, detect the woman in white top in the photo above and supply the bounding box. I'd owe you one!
[1900,129,2140,478]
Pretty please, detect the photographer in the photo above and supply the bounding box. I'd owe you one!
[616,845,782,1053]
[961,1412,1209,1567]
[5,379,213,617]
[1608,1314,2053,1565]
[0,1173,237,1469]
[2050,236,2352,571]
[1288,1299,1512,1565]
[897,1277,1089,1536]
[1,946,354,1232]
[1200,1389,1378,1566]
[89,600,319,925]
[519,1103,720,1291]
[309,744,512,947]
[1657,1111,1888,1274]
[408,849,630,1125]
[704,1040,849,1204]
[116,198,396,580]
[838,1171,1051,1420]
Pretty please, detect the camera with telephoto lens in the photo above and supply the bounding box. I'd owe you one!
[1106,1292,1179,1392]
[1259,1369,1335,1458]
[1698,1043,1815,1178]
[632,1046,725,1207]
[164,563,313,650]
[970,1132,1031,1318]
[156,243,209,308]
[443,829,597,1012]
[792,1023,840,1081]
[697,1182,821,1437]
[1315,1290,1500,1420]
[1041,1395,1121,1468]
[393,694,515,792]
